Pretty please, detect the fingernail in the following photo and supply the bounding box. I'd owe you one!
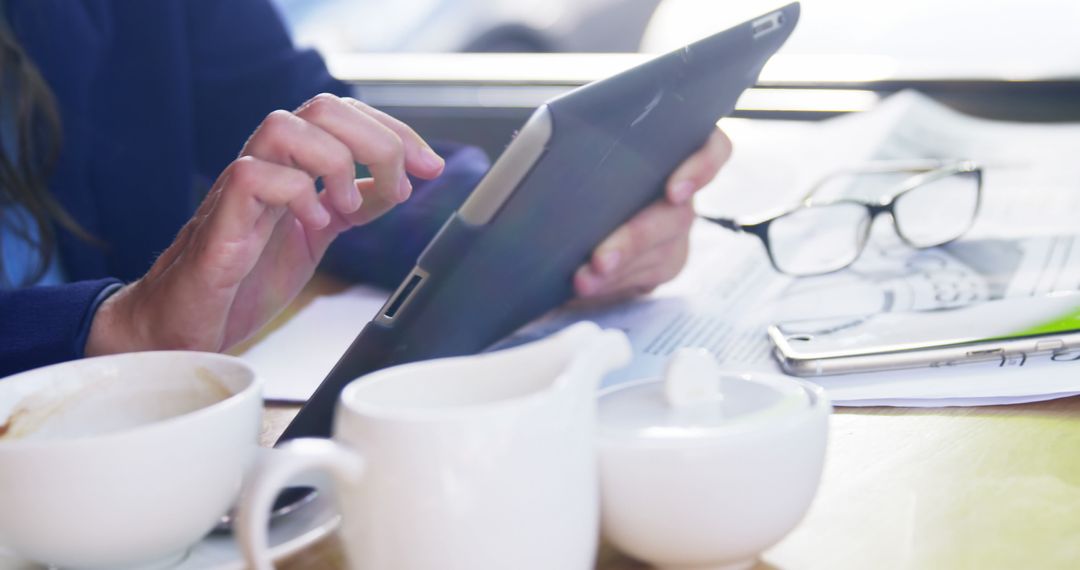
[670,180,695,204]
[344,186,362,213]
[597,250,621,274]
[398,176,413,201]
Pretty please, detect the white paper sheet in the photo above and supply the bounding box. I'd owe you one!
[239,286,388,402]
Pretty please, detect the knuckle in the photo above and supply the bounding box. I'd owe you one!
[370,131,405,164]
[304,93,339,119]
[264,109,293,128]
[226,156,261,189]
[311,92,339,105]
[260,110,295,139]
[343,96,369,112]
[287,169,317,193]
[330,145,355,175]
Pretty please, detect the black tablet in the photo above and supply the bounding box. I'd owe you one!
[281,3,800,440]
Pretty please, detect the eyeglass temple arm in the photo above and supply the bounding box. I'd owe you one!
[798,160,980,204]
[700,215,744,232]
[797,178,828,204]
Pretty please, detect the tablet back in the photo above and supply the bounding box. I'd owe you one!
[282,3,800,440]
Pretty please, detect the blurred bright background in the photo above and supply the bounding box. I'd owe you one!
[275,0,1080,79]
[273,0,1080,158]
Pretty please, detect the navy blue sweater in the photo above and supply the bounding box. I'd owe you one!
[0,0,489,376]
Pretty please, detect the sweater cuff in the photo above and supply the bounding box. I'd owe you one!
[74,281,125,359]
[0,278,125,377]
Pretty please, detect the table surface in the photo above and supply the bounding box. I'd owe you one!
[255,273,1080,570]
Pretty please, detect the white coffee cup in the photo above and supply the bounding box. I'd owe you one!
[597,350,830,569]
[237,322,632,570]
[0,351,262,569]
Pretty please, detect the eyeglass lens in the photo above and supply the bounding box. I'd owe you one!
[767,202,870,276]
[893,170,980,247]
[765,169,979,275]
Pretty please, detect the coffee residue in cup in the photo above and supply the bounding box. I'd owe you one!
[0,409,23,440]
[0,366,236,442]
[0,385,87,442]
[195,366,233,402]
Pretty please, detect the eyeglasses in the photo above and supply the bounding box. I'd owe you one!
[701,160,983,276]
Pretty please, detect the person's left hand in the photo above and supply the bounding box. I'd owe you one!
[85,94,444,357]
[572,127,732,303]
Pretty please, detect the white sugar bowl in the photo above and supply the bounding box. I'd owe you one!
[597,349,830,570]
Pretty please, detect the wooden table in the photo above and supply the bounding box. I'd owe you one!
[255,274,1080,569]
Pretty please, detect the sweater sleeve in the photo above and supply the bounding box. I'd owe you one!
[0,278,122,377]
[184,0,349,180]
[320,141,491,290]
[181,0,492,290]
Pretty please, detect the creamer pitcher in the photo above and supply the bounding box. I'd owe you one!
[238,321,631,570]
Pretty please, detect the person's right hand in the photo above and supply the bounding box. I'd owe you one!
[85,94,445,356]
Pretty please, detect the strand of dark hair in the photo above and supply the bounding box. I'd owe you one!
[0,20,94,287]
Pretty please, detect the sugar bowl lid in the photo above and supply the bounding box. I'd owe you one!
[597,348,822,441]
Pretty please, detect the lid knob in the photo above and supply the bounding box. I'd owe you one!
[664,348,725,414]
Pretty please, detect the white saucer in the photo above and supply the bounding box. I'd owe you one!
[0,492,340,570]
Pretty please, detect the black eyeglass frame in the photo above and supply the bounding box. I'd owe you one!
[701,160,984,276]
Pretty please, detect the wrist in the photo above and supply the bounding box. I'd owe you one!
[84,283,148,357]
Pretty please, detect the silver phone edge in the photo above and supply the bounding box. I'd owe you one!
[772,330,1080,377]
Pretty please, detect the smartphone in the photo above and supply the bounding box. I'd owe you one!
[768,292,1080,376]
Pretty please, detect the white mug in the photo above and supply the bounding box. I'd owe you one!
[0,351,262,569]
[237,322,632,570]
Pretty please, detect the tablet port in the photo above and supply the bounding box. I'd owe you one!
[383,273,424,320]
[752,12,784,38]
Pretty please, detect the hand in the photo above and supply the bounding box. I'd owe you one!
[572,127,732,303]
[86,94,445,355]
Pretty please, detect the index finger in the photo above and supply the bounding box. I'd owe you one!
[293,94,411,207]
[345,97,445,180]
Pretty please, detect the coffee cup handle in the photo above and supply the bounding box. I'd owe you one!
[236,439,364,570]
